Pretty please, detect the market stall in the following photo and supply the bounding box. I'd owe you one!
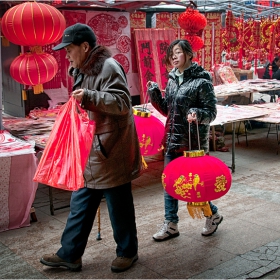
[0,130,38,232]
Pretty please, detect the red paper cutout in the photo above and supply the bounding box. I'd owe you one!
[116,35,131,53]
[113,54,130,74]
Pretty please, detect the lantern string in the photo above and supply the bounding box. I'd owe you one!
[143,91,150,112]
[188,1,197,8]
[188,121,201,151]
[30,46,43,54]
[189,122,191,151]
[196,121,201,150]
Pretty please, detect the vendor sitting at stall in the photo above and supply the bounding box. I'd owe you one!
[263,56,280,80]
[262,56,280,101]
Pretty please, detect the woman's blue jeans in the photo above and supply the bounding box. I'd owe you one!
[56,182,138,262]
[164,153,218,223]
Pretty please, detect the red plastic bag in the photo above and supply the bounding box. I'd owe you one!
[33,96,95,191]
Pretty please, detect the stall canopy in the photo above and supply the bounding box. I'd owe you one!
[1,1,280,18]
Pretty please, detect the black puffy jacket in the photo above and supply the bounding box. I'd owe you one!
[147,62,217,154]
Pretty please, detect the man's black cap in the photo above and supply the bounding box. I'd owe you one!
[53,23,96,51]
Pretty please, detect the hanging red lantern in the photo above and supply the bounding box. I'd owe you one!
[1,2,66,46]
[178,7,207,35]
[162,150,232,219]
[133,107,164,168]
[10,51,58,94]
[184,35,204,52]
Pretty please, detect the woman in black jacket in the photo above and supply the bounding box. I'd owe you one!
[147,39,223,242]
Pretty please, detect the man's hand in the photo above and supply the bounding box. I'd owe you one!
[72,89,84,103]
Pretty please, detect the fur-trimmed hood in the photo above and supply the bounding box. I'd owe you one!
[69,45,112,77]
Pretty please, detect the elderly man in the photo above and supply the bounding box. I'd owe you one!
[40,23,142,273]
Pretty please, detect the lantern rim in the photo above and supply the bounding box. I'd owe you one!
[133,106,151,118]
[184,150,205,157]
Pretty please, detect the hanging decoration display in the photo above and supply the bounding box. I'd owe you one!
[224,8,238,54]
[260,17,273,53]
[268,23,276,78]
[238,14,244,69]
[274,17,280,52]
[177,3,207,52]
[253,19,261,74]
[242,19,254,68]
[221,7,280,72]
[162,150,232,219]
[1,2,65,94]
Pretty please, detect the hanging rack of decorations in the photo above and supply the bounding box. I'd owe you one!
[1,1,66,95]
[221,3,280,74]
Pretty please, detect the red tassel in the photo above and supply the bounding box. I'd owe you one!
[239,48,243,69]
[254,53,258,75]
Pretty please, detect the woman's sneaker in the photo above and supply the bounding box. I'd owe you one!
[153,221,179,241]
[201,212,223,236]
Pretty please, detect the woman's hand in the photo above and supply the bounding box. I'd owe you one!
[147,81,157,89]
[146,81,153,89]
[72,89,84,103]
[187,112,197,123]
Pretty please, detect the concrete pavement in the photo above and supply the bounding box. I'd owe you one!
[1,125,280,279]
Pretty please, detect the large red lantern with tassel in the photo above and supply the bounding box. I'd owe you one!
[1,2,66,46]
[133,107,164,168]
[10,52,58,93]
[162,150,231,218]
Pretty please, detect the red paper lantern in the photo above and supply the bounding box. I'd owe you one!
[133,107,164,168]
[184,35,204,52]
[10,52,58,92]
[178,7,207,35]
[162,150,232,218]
[1,2,66,46]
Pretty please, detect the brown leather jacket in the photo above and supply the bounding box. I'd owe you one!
[69,46,142,189]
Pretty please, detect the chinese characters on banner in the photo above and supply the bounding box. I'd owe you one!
[130,11,146,73]
[156,40,170,89]
[134,29,176,103]
[198,12,222,71]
